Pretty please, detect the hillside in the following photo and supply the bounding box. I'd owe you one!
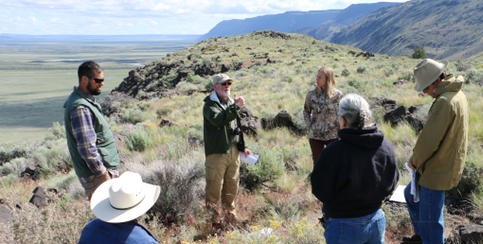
[200,2,400,40]
[330,0,483,60]
[1,31,482,243]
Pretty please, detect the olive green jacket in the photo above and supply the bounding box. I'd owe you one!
[203,91,245,156]
[412,75,469,190]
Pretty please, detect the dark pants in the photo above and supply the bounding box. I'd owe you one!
[309,138,338,166]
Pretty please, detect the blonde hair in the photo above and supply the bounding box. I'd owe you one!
[317,67,336,97]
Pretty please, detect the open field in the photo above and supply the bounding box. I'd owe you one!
[0,32,481,243]
[0,35,198,144]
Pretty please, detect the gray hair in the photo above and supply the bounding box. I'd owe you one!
[338,93,373,129]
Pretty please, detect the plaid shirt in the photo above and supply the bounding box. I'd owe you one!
[70,105,106,175]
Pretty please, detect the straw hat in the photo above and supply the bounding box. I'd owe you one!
[414,58,447,92]
[90,171,160,223]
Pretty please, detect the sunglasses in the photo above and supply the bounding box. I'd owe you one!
[220,82,232,86]
[91,78,104,83]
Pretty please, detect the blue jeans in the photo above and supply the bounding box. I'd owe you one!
[404,184,445,244]
[324,209,386,244]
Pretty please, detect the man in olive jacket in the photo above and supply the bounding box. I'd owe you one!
[64,61,120,200]
[404,59,468,244]
[203,73,250,225]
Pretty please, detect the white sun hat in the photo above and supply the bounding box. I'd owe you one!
[414,58,447,92]
[90,171,160,223]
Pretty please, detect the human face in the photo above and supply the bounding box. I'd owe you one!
[422,79,438,98]
[214,80,232,99]
[316,71,327,89]
[86,71,104,95]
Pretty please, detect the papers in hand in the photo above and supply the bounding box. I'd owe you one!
[389,185,406,203]
[240,153,259,165]
[405,162,420,203]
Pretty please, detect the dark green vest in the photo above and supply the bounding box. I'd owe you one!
[64,88,120,178]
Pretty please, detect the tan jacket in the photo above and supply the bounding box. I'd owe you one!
[412,75,469,190]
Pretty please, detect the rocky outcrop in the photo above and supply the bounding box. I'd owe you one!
[261,110,305,136]
[372,97,426,133]
[112,31,296,99]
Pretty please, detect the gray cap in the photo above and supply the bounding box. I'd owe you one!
[212,74,232,85]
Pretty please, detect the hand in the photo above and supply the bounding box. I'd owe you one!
[243,148,252,156]
[84,170,111,200]
[96,170,111,182]
[234,96,245,107]
[407,157,416,170]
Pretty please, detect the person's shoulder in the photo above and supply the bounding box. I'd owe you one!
[84,218,105,228]
[323,139,343,153]
[307,86,318,94]
[305,87,318,100]
[333,89,343,97]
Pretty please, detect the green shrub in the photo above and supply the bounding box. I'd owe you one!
[32,141,71,177]
[357,66,366,73]
[240,151,284,191]
[412,46,426,59]
[0,157,28,176]
[341,68,350,77]
[126,127,153,152]
[447,161,483,212]
[464,69,483,85]
[137,102,150,111]
[347,79,362,90]
[120,108,150,124]
[137,160,205,225]
[44,122,65,141]
[0,145,27,165]
[156,108,171,118]
[266,193,305,221]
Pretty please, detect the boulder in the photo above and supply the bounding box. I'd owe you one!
[29,186,59,208]
[238,107,259,137]
[447,224,483,244]
[20,166,40,180]
[383,105,407,126]
[261,110,305,136]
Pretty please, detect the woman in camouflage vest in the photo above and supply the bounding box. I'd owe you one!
[303,67,343,166]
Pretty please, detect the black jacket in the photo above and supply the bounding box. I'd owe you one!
[311,126,399,218]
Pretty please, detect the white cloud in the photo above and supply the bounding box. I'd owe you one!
[0,0,409,35]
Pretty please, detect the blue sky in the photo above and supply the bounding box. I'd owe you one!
[0,0,409,35]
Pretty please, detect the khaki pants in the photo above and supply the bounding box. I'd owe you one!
[205,145,240,217]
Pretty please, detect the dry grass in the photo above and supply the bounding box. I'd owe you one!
[1,32,482,243]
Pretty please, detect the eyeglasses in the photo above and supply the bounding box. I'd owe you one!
[91,78,104,83]
[220,82,232,86]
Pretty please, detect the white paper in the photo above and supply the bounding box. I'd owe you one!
[389,185,407,203]
[240,153,259,165]
[405,162,420,203]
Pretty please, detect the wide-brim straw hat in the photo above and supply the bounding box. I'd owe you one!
[90,171,160,223]
[414,58,447,92]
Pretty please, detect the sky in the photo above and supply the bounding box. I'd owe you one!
[0,0,409,35]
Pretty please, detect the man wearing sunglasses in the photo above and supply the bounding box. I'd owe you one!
[202,73,251,229]
[64,61,120,200]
